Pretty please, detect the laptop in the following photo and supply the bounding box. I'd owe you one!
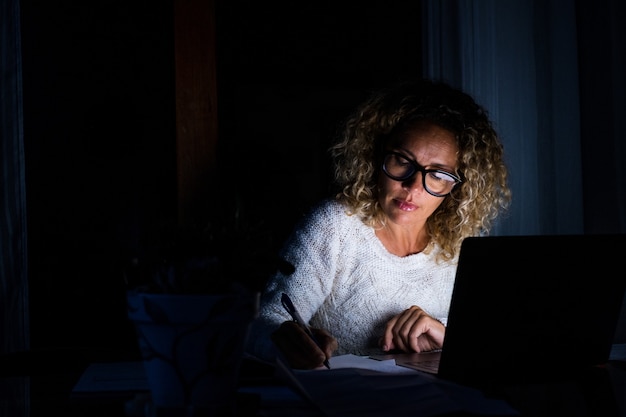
[371,234,626,390]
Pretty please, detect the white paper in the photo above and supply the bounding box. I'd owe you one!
[277,355,520,417]
[327,354,418,373]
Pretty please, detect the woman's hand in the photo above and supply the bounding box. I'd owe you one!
[271,321,338,369]
[380,306,445,353]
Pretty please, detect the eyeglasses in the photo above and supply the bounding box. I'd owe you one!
[382,152,461,197]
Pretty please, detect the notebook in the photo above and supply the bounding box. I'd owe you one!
[371,234,626,389]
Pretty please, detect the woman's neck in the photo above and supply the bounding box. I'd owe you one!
[375,223,430,257]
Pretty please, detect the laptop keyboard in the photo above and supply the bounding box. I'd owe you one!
[399,359,440,374]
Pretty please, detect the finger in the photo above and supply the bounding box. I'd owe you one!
[407,319,429,352]
[383,308,416,352]
[392,307,423,351]
[280,322,322,354]
[418,319,446,351]
[393,323,412,352]
[408,317,446,352]
[271,322,327,369]
[311,327,338,358]
[381,315,400,351]
[400,308,427,352]
[273,338,325,369]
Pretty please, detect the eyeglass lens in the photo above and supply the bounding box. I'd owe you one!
[383,153,458,196]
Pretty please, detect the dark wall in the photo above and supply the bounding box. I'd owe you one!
[215,1,424,246]
[21,1,423,351]
[21,1,176,352]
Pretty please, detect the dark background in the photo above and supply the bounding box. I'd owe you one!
[20,1,424,353]
[215,1,424,241]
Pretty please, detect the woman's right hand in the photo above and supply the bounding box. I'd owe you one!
[270,321,338,369]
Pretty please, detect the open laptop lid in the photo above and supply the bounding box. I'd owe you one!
[437,234,626,389]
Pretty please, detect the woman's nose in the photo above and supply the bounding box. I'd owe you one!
[402,171,424,192]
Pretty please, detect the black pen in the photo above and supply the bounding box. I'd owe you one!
[280,292,331,369]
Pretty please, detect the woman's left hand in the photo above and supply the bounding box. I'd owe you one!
[379,305,446,353]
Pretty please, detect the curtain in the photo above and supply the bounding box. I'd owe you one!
[576,0,626,233]
[1,0,29,354]
[421,0,626,236]
[1,0,29,415]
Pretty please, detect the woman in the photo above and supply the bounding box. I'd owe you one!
[245,78,511,369]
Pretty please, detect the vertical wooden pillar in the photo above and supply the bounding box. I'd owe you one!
[174,0,218,230]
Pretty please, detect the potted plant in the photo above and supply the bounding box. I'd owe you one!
[124,205,276,415]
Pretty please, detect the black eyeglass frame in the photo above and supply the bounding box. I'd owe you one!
[381,151,462,197]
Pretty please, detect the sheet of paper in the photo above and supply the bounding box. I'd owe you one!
[327,354,417,374]
[278,355,520,417]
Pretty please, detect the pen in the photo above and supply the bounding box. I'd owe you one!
[280,292,331,369]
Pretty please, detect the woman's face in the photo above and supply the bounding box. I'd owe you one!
[378,122,459,229]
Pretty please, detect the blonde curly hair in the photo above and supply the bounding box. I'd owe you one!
[329,79,511,262]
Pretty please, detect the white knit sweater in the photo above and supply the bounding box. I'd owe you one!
[245,199,458,363]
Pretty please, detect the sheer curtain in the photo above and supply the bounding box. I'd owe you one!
[421,0,626,236]
[1,0,29,414]
[1,0,29,354]
[421,0,626,341]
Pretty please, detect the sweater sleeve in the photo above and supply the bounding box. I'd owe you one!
[244,200,343,363]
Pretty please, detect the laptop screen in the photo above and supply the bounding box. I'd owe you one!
[437,234,626,389]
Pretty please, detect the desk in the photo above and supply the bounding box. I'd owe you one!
[1,348,625,417]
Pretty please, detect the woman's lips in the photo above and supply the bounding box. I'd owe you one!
[395,199,417,211]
